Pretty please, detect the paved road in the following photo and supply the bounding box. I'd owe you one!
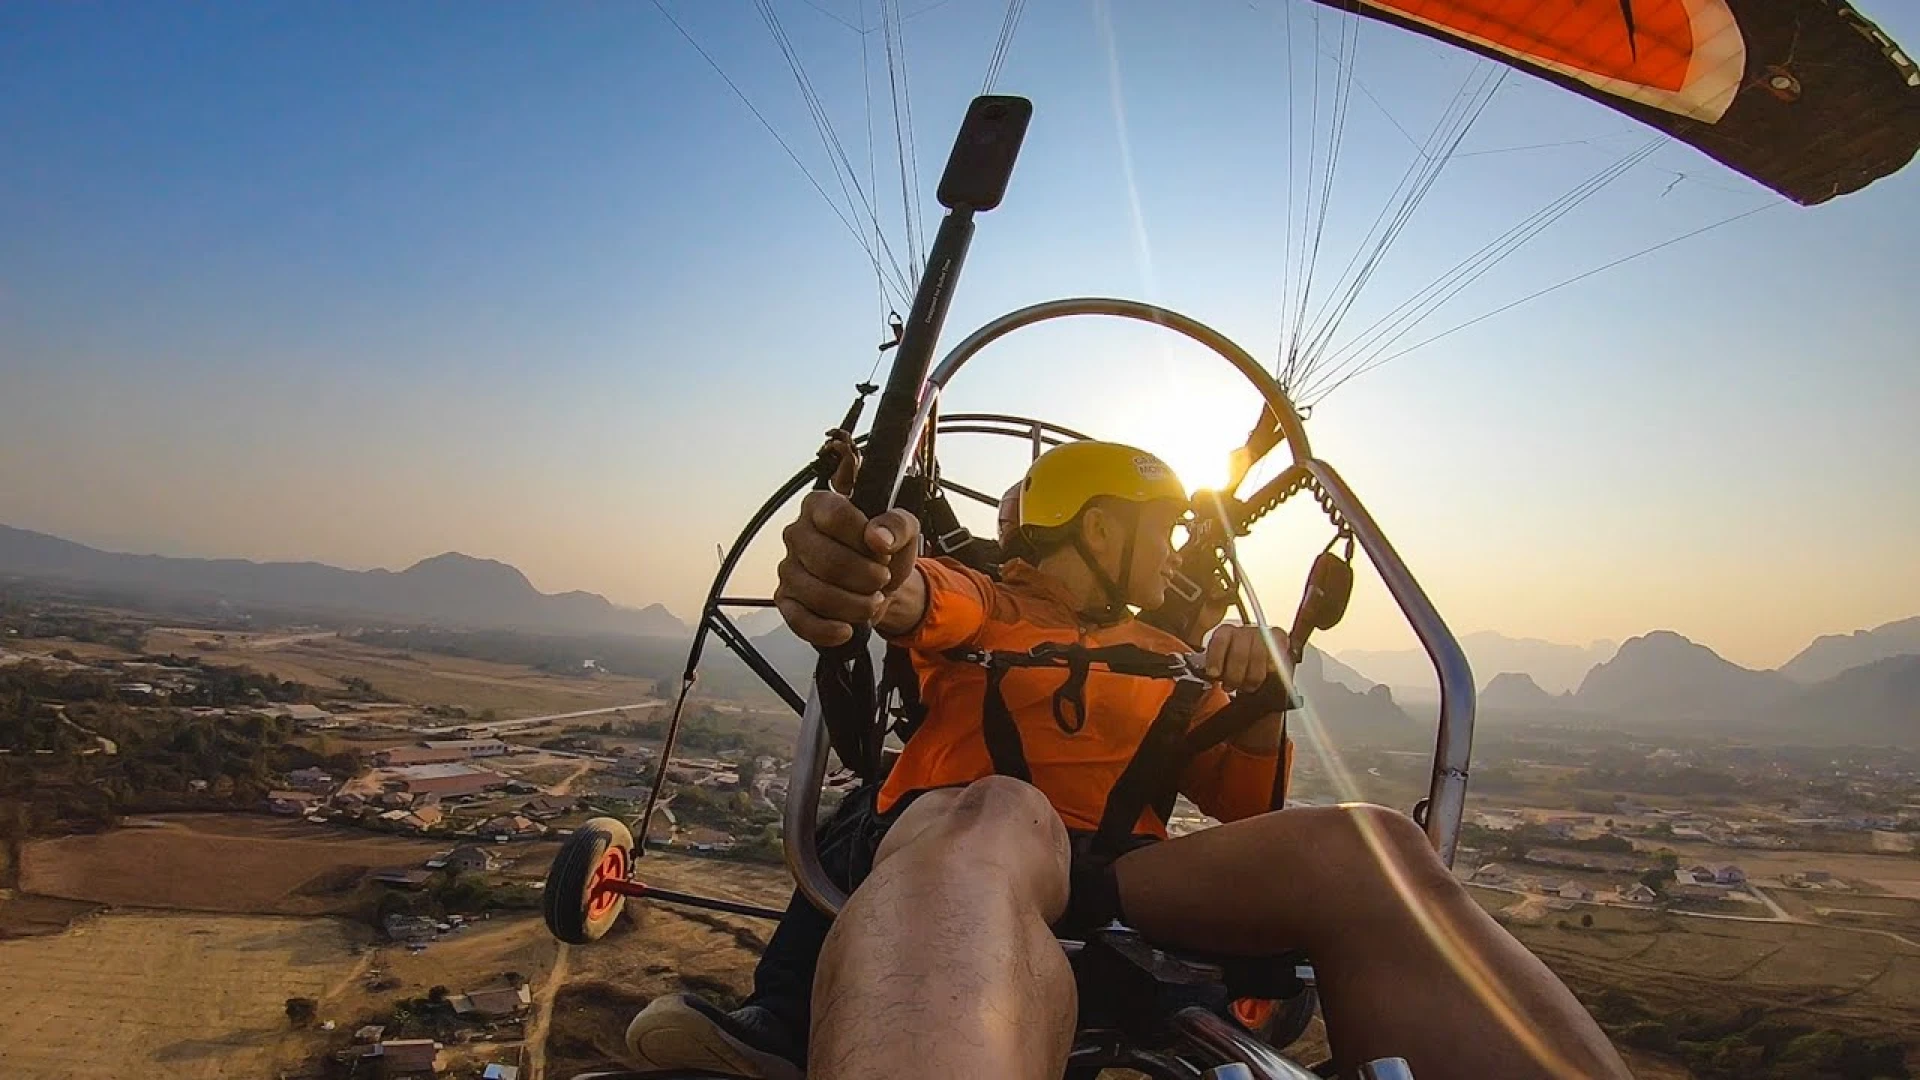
[416,700,665,737]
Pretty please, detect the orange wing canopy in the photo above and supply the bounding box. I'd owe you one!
[1323,0,1919,205]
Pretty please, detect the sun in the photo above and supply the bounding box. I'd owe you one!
[1104,410,1238,498]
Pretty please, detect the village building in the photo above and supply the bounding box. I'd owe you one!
[451,984,534,1020]
[376,746,470,767]
[286,766,336,792]
[421,738,513,758]
[1620,883,1658,904]
[392,763,507,798]
[520,795,576,820]
[372,868,436,890]
[443,844,496,874]
[476,814,543,839]
[362,1038,442,1076]
[266,790,322,815]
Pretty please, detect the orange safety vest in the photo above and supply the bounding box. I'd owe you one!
[877,558,1292,838]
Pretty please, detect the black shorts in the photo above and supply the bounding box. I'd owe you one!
[819,783,1159,936]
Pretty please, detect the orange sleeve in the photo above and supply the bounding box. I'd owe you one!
[1179,694,1292,823]
[884,556,993,652]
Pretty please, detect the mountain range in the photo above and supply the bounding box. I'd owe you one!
[3,523,1913,745]
[1338,632,1617,696]
[1780,615,1920,684]
[0,524,686,639]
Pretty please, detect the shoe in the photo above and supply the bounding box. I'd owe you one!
[624,994,806,1080]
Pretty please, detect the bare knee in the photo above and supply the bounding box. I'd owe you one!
[1316,802,1456,894]
[874,777,1070,914]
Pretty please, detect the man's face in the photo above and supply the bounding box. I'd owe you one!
[1119,499,1186,611]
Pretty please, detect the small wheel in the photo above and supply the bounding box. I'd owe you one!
[544,816,635,944]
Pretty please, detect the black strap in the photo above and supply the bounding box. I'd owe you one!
[919,484,1004,576]
[878,644,929,745]
[814,644,883,781]
[1094,675,1292,859]
[980,661,1033,781]
[948,641,1284,857]
[1051,653,1090,734]
[1090,678,1212,856]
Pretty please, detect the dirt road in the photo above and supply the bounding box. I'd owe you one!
[524,941,572,1080]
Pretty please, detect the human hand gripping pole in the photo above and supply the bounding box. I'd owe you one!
[776,96,1031,786]
[798,96,1031,655]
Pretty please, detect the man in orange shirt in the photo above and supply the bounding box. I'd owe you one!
[631,441,1628,1080]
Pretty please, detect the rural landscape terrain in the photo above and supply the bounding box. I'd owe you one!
[1,529,1916,1080]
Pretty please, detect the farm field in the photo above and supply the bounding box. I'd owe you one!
[1480,892,1920,1047]
[1652,841,1920,899]
[0,912,368,1080]
[19,814,449,914]
[141,628,660,718]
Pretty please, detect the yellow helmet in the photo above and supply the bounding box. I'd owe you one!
[1019,441,1188,529]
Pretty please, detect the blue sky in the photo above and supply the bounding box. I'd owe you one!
[3,1,1916,669]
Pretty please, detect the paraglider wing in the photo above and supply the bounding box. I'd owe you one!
[1321,0,1920,205]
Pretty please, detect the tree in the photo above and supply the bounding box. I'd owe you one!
[1638,868,1670,894]
[427,985,449,1004]
[284,996,318,1027]
[1580,914,1594,928]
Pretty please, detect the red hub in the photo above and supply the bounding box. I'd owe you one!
[1230,997,1276,1031]
[585,844,631,919]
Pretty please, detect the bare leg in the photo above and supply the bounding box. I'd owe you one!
[809,777,1078,1080]
[1115,804,1630,1080]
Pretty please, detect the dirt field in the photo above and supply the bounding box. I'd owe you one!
[0,912,368,1080]
[0,892,103,939]
[1502,901,1920,1043]
[3,638,144,663]
[19,814,446,914]
[141,628,659,718]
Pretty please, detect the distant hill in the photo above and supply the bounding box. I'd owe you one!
[1765,655,1919,747]
[1781,615,1920,684]
[730,607,789,639]
[1481,671,1564,712]
[1310,647,1376,693]
[1339,631,1616,696]
[1574,630,1792,720]
[0,523,686,638]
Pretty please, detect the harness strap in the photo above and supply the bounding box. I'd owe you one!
[1090,676,1212,856]
[878,643,929,745]
[1088,670,1291,858]
[951,642,1288,859]
[980,661,1033,781]
[814,643,883,781]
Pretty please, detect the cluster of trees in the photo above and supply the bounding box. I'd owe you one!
[1,660,356,831]
[1585,989,1909,1079]
[605,708,788,760]
[1458,822,1651,865]
[0,609,146,653]
[372,869,541,926]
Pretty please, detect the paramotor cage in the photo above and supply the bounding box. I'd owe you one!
[670,296,1478,919]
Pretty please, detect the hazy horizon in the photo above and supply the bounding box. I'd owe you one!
[4,4,1917,671]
